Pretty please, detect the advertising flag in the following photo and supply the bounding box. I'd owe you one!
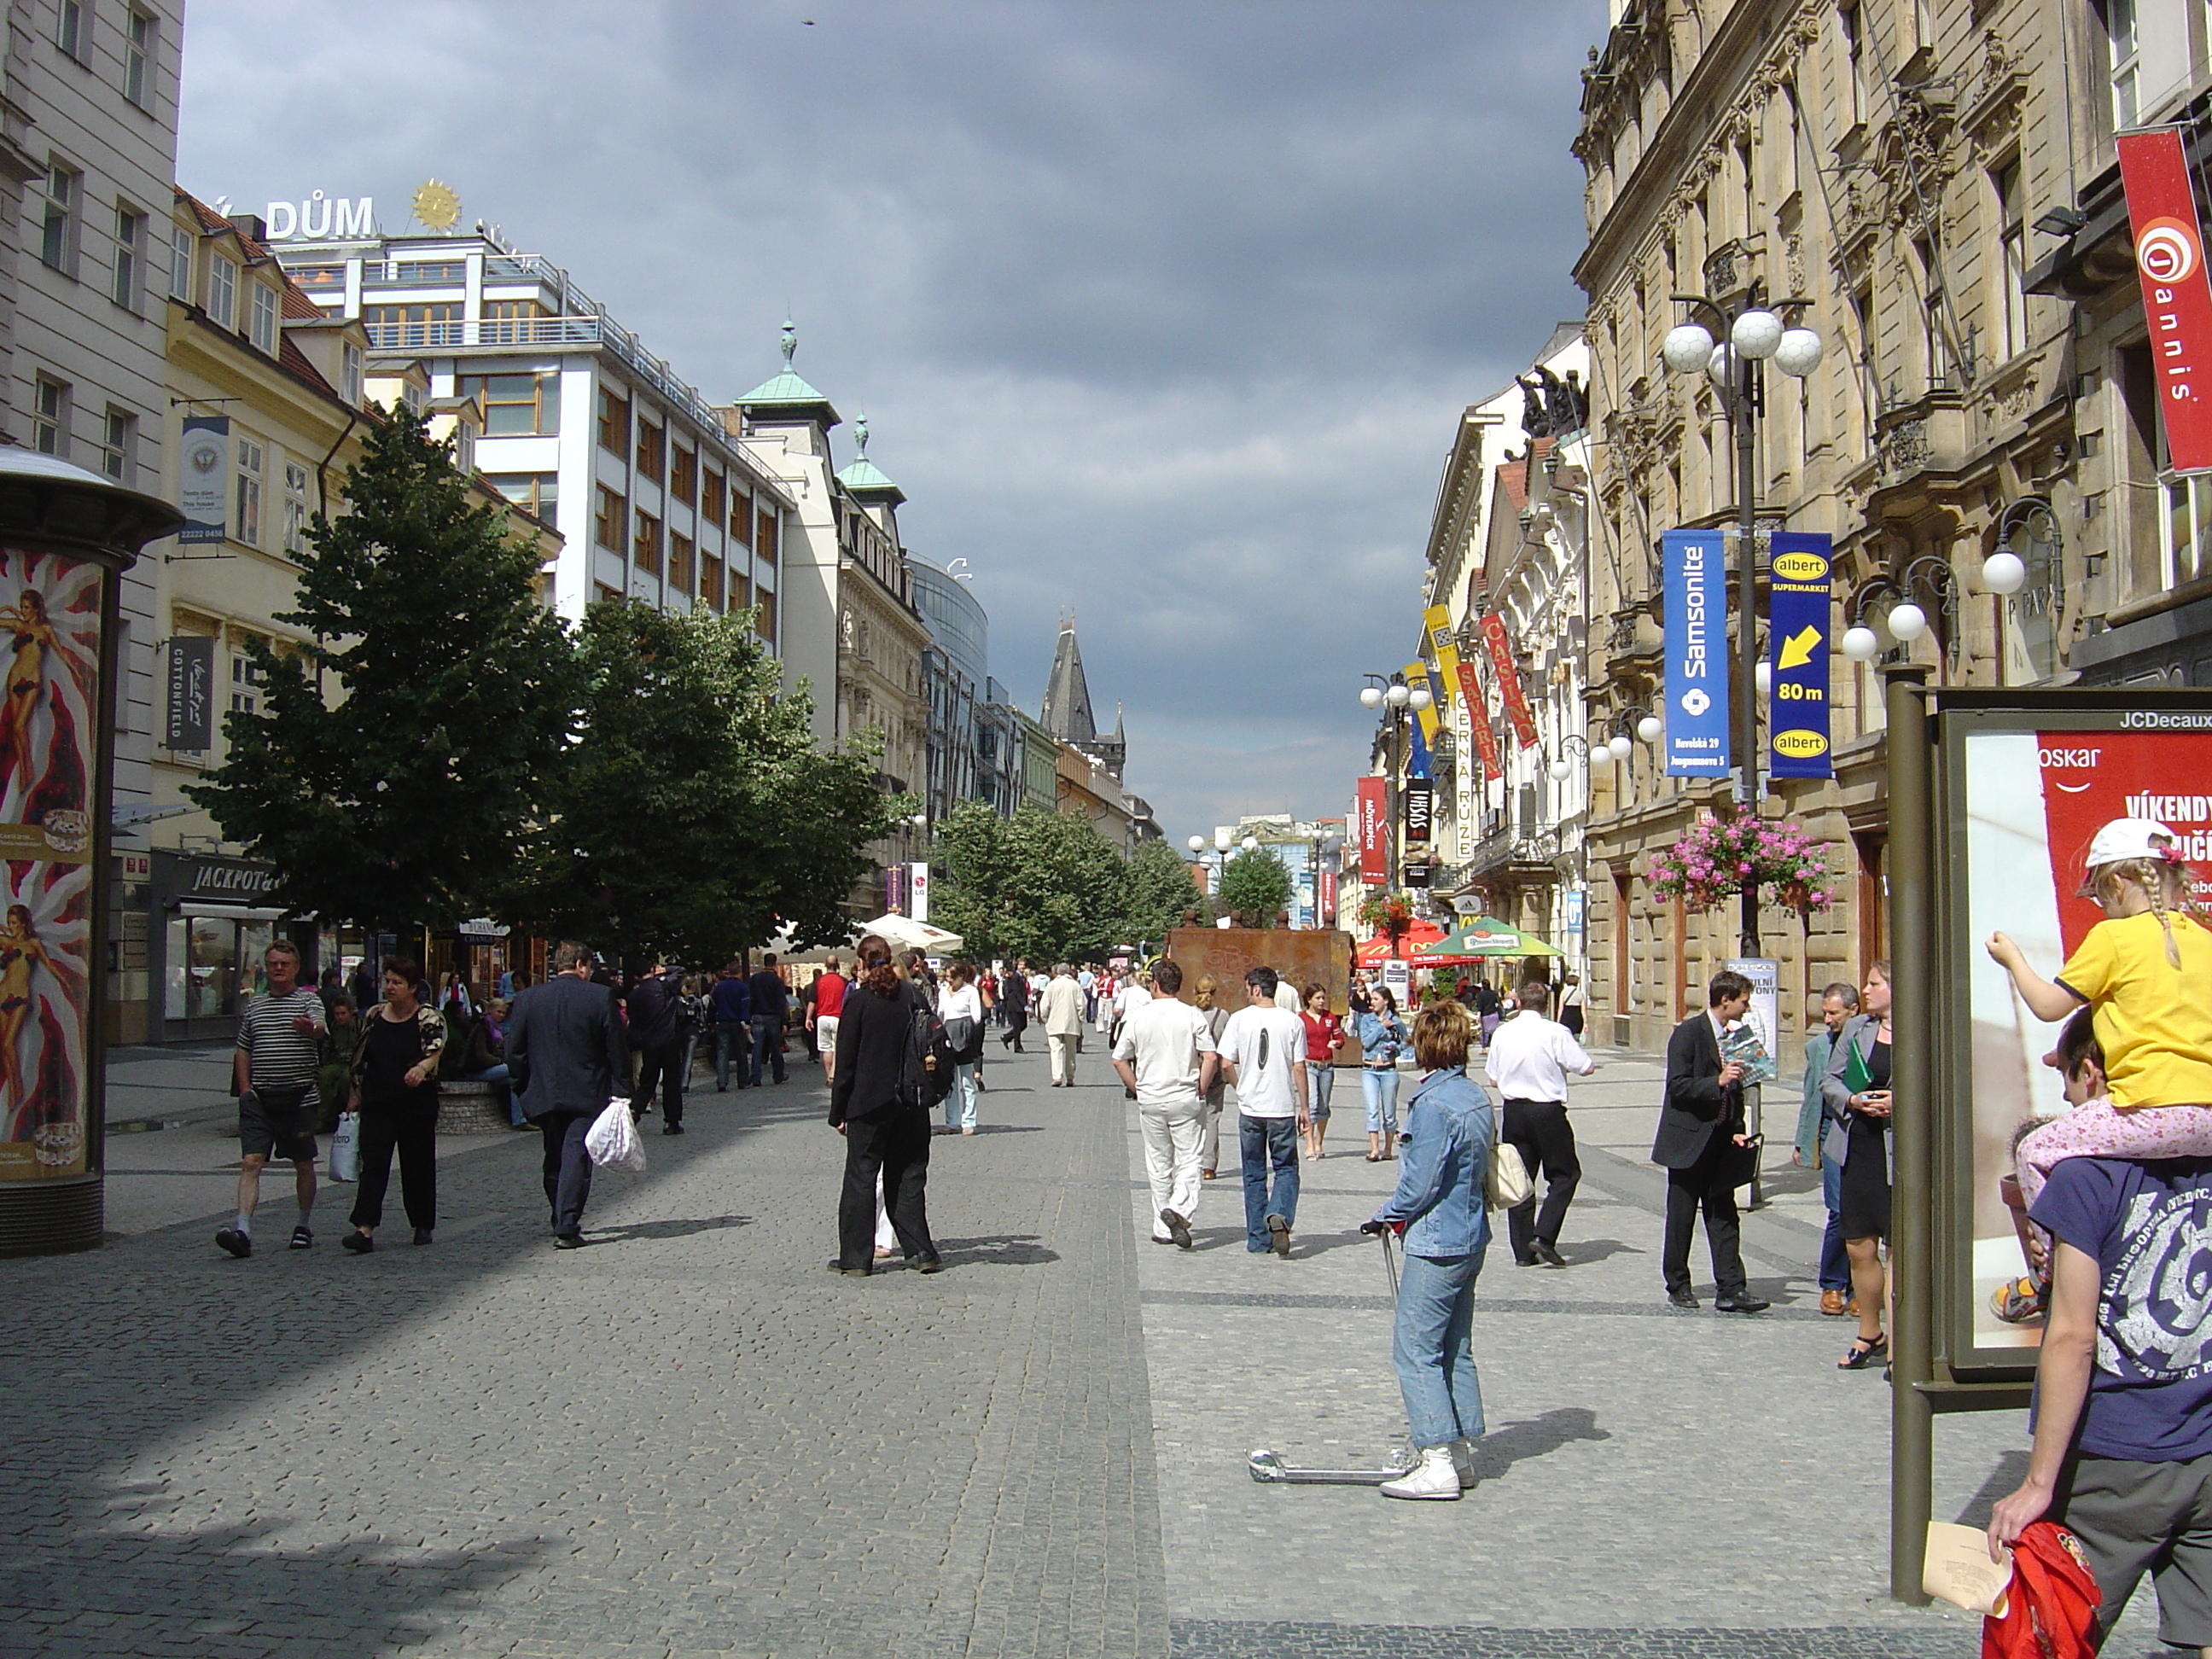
[178,415,229,544]
[165,636,213,751]
[1404,661,1441,748]
[908,861,931,923]
[1404,779,1434,845]
[1478,614,1539,748]
[1662,528,1730,777]
[1455,660,1500,783]
[2118,128,2212,472]
[1767,531,1833,779]
[1355,777,1388,881]
[1423,605,1465,709]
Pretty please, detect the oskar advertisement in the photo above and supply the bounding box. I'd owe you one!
[1938,697,2212,1364]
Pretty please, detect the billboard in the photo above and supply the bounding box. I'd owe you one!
[1662,529,1730,777]
[1935,693,2212,1368]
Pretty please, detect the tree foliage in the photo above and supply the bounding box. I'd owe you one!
[1122,836,1210,944]
[187,406,577,931]
[1216,847,1294,927]
[932,802,1150,964]
[506,598,894,964]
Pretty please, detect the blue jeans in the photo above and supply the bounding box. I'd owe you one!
[750,1014,786,1085]
[1394,1247,1487,1448]
[1820,1156,1850,1293]
[1310,1065,1335,1121]
[1239,1115,1300,1250]
[945,1061,980,1131]
[462,1064,517,1125]
[713,1022,750,1091]
[1361,1068,1399,1134]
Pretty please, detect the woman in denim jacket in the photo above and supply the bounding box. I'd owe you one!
[1367,998,1494,1501]
[1355,989,1408,1161]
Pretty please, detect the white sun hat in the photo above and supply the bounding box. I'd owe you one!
[2083,817,2181,873]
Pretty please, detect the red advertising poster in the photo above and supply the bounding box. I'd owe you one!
[1355,777,1388,881]
[2118,129,2212,472]
[1958,719,2212,1355]
[1318,870,1336,920]
[1480,613,1540,749]
[1455,661,1499,782]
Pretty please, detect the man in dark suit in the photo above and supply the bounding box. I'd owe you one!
[1653,969,1769,1313]
[506,940,630,1249]
[626,958,688,1135]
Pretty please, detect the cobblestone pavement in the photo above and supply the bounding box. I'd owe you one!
[0,1036,2168,1656]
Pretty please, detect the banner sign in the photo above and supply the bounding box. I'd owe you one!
[165,636,213,751]
[908,860,930,924]
[1404,660,1441,748]
[1478,614,1539,749]
[1662,528,1730,777]
[2118,129,2212,473]
[178,416,230,544]
[1423,606,1464,711]
[1404,778,1433,844]
[1355,777,1388,881]
[1319,870,1336,919]
[1407,719,1432,779]
[885,863,905,913]
[1767,531,1833,779]
[1455,660,1500,783]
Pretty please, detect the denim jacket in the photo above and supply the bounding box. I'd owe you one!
[1356,1010,1406,1068]
[1376,1065,1494,1257]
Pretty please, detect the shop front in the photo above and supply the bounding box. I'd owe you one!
[147,852,306,1044]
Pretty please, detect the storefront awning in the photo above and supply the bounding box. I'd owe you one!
[171,901,289,921]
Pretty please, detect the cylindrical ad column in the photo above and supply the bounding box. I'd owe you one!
[0,452,181,1255]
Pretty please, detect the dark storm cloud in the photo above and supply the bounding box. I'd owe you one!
[178,0,1598,840]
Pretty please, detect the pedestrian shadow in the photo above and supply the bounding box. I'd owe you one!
[933,1233,1061,1266]
[1954,1452,2031,1528]
[590,1213,753,1243]
[1556,1237,1643,1266]
[1755,1164,1825,1199]
[1468,1406,1612,1481]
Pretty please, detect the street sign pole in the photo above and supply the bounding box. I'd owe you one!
[1887,662,1934,1604]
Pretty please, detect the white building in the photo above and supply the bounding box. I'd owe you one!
[263,216,794,636]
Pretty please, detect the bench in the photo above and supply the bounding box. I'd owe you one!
[435,1079,512,1135]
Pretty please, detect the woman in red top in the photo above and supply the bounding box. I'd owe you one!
[1301,982,1344,1161]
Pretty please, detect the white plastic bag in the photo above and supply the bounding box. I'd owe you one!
[328,1110,360,1184]
[585,1095,646,1172]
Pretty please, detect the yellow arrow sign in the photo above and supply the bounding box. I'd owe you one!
[1777,625,1821,672]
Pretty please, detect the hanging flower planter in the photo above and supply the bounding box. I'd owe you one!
[1644,811,1839,918]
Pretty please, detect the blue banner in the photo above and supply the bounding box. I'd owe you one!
[1662,529,1730,777]
[1407,719,1431,779]
[1767,531,1833,779]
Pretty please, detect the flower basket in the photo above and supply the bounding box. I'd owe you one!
[1644,812,1839,918]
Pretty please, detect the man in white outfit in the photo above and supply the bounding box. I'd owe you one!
[1484,979,1598,1268]
[1039,964,1086,1087]
[1112,958,1217,1249]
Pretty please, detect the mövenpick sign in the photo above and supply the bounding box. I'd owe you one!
[2118,130,2212,473]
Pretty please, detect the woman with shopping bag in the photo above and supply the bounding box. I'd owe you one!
[341,957,446,1254]
[826,934,943,1276]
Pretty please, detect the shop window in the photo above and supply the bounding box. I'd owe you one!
[230,642,266,713]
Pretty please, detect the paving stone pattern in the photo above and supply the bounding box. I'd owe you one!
[0,1037,2174,1656]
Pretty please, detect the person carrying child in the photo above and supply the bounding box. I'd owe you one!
[1987,817,2212,1214]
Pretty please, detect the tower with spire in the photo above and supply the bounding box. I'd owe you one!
[1042,614,1125,777]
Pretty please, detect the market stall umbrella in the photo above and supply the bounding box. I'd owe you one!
[1416,916,1563,959]
[853,913,965,953]
[1353,917,1447,965]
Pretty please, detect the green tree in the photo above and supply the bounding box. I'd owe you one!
[509,598,894,964]
[188,406,577,931]
[931,802,1132,964]
[1121,837,1210,946]
[1216,847,1293,927]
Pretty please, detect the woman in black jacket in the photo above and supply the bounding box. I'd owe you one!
[827,934,941,1276]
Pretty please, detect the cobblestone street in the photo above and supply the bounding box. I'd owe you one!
[0,1043,2163,1656]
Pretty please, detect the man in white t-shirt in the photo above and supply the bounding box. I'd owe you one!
[1484,980,1598,1268]
[1216,966,1310,1256]
[1112,958,1218,1249]
[1109,972,1153,1047]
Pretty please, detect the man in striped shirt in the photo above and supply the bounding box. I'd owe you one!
[218,939,327,1259]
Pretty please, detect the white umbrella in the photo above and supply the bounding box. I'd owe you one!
[854,912,964,952]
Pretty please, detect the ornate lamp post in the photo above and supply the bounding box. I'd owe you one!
[1660,288,1825,953]
[0,451,183,1257]
[1358,672,1430,897]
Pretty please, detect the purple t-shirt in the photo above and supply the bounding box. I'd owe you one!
[2029,1156,2212,1462]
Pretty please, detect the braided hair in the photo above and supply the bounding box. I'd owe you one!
[855,933,900,998]
[2091,848,2211,969]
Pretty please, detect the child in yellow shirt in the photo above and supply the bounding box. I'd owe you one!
[1988,818,2212,1210]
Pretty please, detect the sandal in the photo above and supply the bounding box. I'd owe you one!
[1365,1151,1382,1162]
[1990,1273,2047,1324]
[1838,1333,1888,1371]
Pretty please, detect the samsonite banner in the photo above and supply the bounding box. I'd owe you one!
[1662,528,1730,777]
[1355,777,1388,881]
[1767,531,1833,779]
[2118,128,2212,472]
[1478,614,1539,749]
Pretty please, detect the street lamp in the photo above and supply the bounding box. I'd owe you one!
[1187,835,1206,854]
[1360,671,1419,900]
[1546,734,1607,782]
[1662,286,1825,954]
[1844,556,1965,666]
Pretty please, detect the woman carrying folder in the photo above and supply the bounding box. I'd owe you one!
[1821,961,1894,1370]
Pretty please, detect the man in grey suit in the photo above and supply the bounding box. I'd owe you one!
[505,940,629,1249]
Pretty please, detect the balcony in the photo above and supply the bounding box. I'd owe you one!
[1464,824,1563,883]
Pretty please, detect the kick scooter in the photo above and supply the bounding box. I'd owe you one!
[1246,1222,1412,1486]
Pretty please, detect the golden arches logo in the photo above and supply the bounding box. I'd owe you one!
[2139,216,2201,284]
[1774,729,1830,760]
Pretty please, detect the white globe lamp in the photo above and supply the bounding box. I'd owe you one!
[1242,835,1259,853]
[1608,733,1633,760]
[1981,549,2028,595]
[1407,687,1434,712]
[1706,343,1738,387]
[1887,601,1929,642]
[1773,328,1824,377]
[1730,309,1784,359]
[1662,322,1714,374]
[1588,750,1611,779]
[1635,714,1663,744]
[1547,756,1569,782]
[1187,835,1205,853]
[1840,625,1881,662]
[1385,683,1412,708]
[1754,660,1773,696]
[1359,685,1384,709]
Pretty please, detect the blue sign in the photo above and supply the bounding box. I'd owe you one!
[1767,531,1833,779]
[1662,529,1730,777]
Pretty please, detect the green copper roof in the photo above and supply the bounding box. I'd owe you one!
[835,414,904,503]
[739,319,840,422]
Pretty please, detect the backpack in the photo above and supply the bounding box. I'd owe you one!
[896,987,957,1109]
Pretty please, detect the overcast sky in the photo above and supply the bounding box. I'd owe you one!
[177,0,1600,844]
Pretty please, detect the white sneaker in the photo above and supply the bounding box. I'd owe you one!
[1380,1446,1461,1501]
[1450,1439,1478,1489]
